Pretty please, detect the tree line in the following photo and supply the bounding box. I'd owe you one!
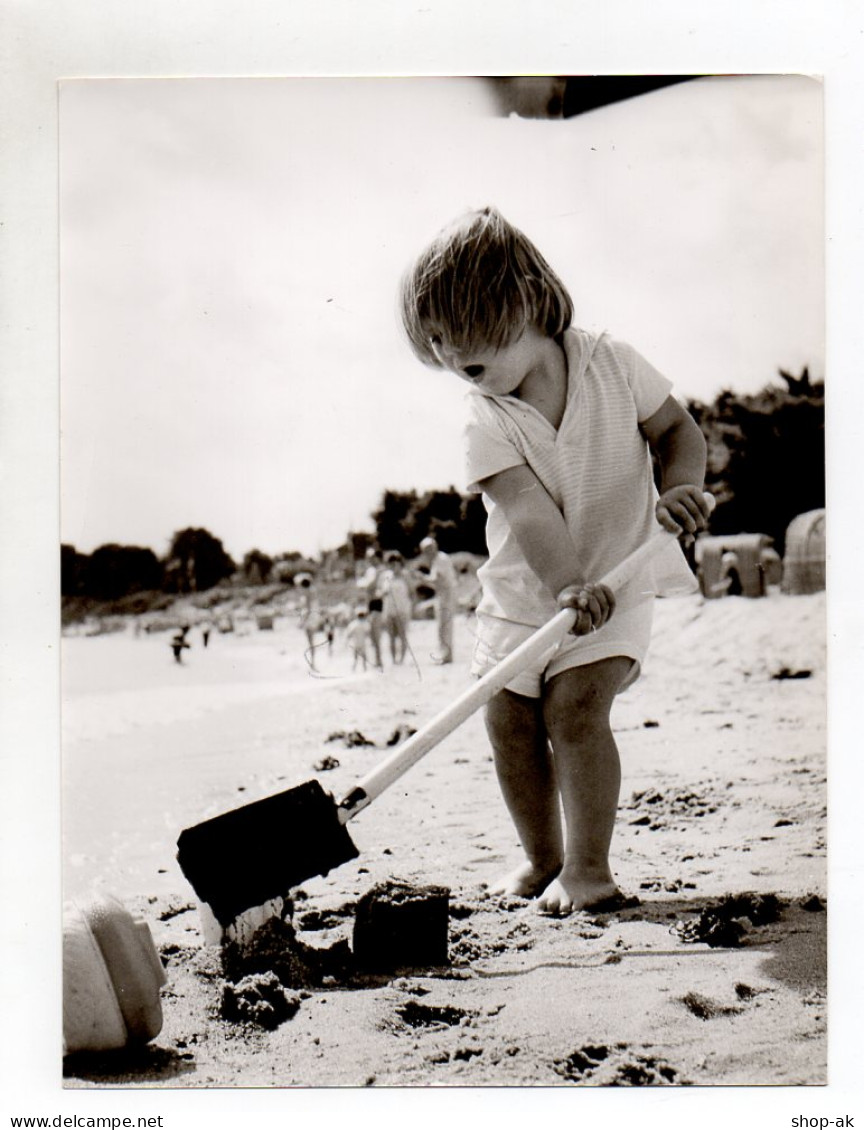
[62,367,824,603]
[692,366,824,553]
[61,530,318,603]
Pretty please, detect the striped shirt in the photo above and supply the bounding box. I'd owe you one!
[464,328,696,627]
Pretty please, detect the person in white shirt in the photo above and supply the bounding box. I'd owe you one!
[400,206,709,916]
[417,536,458,665]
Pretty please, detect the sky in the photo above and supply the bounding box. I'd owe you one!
[59,74,823,561]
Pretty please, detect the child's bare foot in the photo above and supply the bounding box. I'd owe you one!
[487,859,562,899]
[536,870,620,917]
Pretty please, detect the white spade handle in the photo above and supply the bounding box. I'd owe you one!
[339,495,713,820]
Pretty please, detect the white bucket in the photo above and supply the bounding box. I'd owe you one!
[63,893,167,1055]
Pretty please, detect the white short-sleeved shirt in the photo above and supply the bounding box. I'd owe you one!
[381,571,413,622]
[430,551,457,602]
[464,328,697,629]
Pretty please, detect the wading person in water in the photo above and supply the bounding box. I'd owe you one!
[400,206,709,915]
[170,625,191,664]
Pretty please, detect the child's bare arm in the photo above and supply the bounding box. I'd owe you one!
[640,395,710,542]
[480,464,614,634]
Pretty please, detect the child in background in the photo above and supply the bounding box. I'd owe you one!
[345,609,371,672]
[400,206,710,915]
[380,550,414,664]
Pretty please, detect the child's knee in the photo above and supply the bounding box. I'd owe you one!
[485,689,542,749]
[542,667,624,740]
[547,704,611,747]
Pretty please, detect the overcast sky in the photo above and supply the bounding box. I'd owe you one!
[59,74,823,560]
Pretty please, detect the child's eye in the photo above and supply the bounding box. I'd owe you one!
[463,365,485,379]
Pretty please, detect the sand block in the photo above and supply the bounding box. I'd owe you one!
[352,880,450,971]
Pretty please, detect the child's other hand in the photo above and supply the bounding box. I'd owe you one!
[656,485,711,545]
[557,583,615,636]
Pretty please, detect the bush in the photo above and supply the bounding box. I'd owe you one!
[689,368,824,553]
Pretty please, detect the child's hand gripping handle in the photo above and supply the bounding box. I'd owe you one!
[338,493,714,821]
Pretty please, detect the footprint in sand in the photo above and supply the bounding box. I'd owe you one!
[679,991,743,1020]
[553,1042,681,1085]
[394,1000,473,1029]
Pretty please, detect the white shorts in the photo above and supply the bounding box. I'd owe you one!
[470,598,653,699]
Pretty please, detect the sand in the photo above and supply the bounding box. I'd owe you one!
[61,591,827,1088]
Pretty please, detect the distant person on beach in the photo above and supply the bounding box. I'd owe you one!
[323,612,336,655]
[356,549,385,669]
[400,206,709,915]
[170,625,191,664]
[296,573,326,671]
[345,609,370,671]
[380,551,413,664]
[417,536,457,664]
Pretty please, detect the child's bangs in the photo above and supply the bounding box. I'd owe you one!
[424,284,529,358]
[400,206,573,366]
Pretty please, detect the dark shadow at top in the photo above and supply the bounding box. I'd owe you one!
[486,76,701,120]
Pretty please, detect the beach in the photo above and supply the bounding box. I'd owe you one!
[62,591,826,1088]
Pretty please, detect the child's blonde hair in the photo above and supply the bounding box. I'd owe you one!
[400,206,573,368]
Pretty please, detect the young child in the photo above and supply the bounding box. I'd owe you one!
[400,206,710,915]
[345,608,371,671]
[380,551,413,664]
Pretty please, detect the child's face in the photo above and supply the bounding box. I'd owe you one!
[430,325,551,397]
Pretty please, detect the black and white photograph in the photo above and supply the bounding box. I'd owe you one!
[2,2,861,1126]
[57,73,827,1088]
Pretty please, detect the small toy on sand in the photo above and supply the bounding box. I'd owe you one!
[63,893,166,1054]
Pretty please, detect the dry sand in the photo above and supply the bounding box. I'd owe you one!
[61,592,827,1089]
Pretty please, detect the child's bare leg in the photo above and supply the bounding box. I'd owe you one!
[485,688,564,897]
[538,657,632,915]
